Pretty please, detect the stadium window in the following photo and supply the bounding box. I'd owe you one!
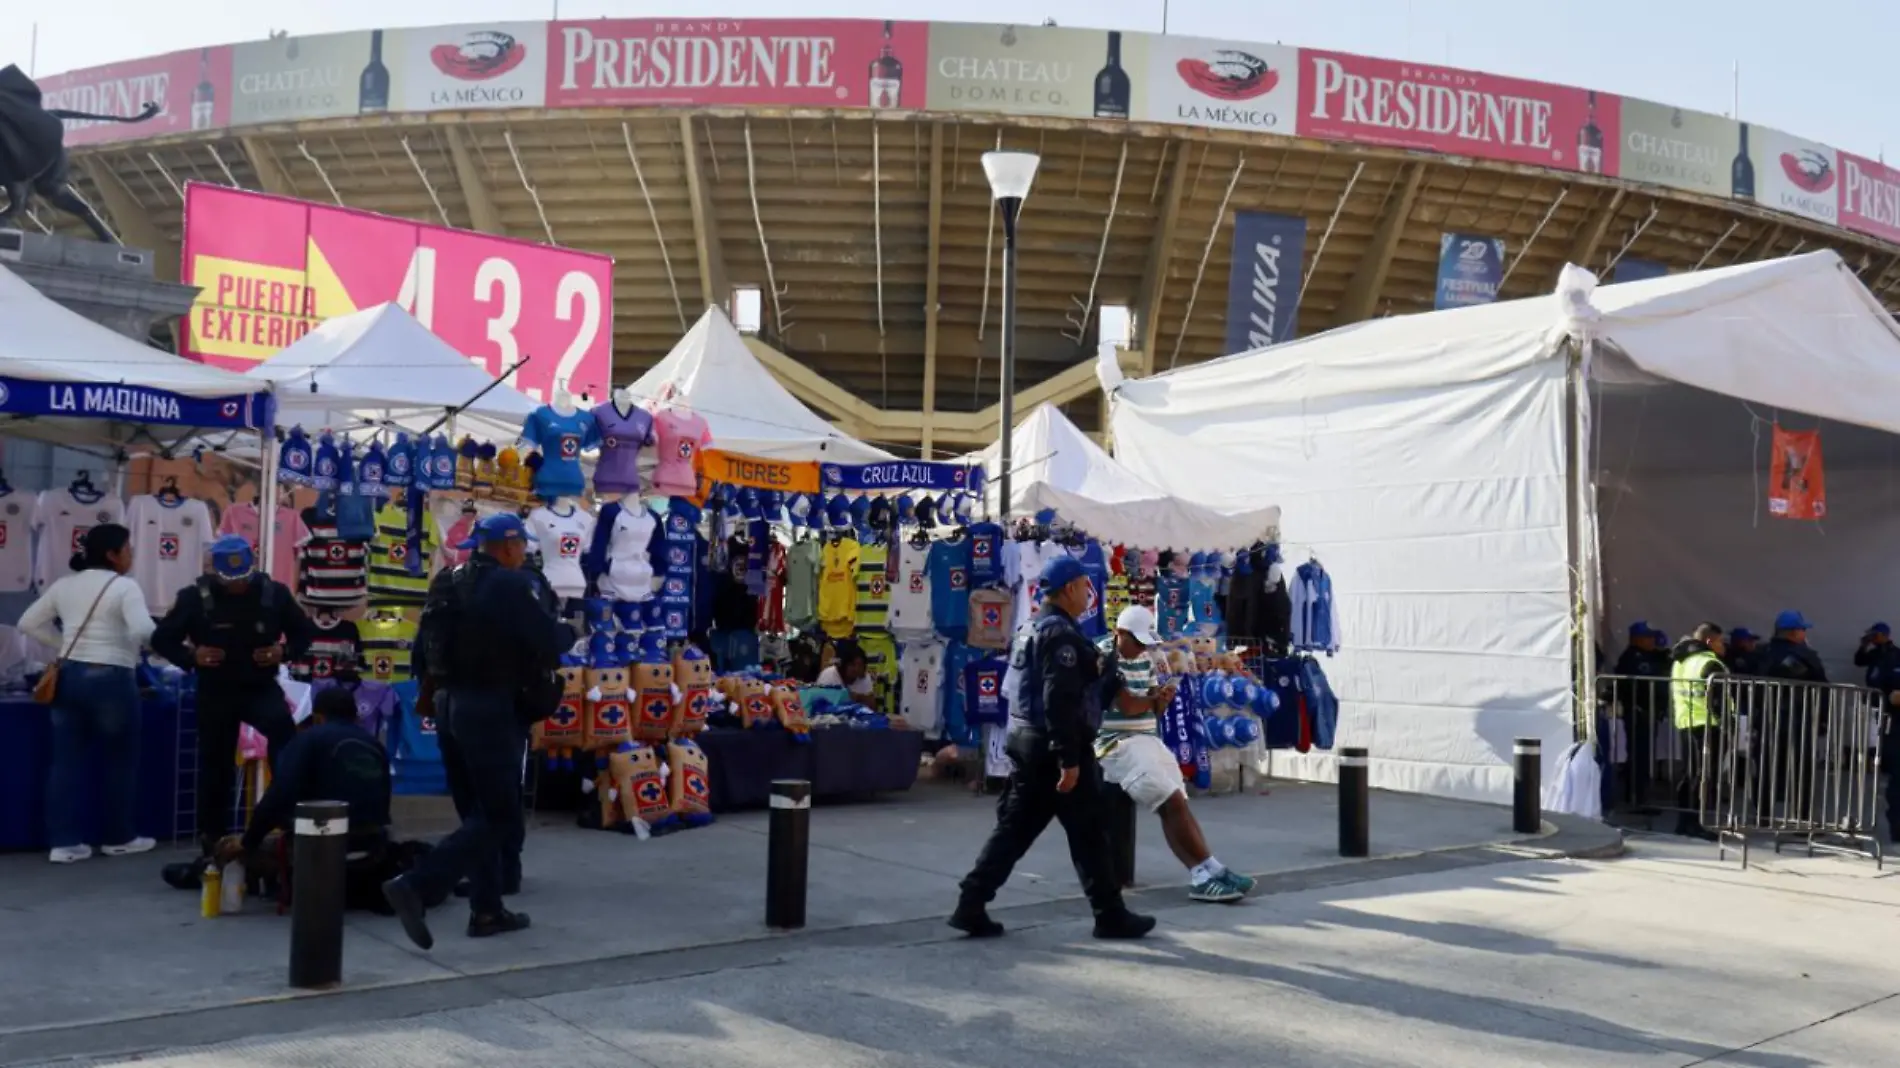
[1098,304,1132,348]
[731,286,762,334]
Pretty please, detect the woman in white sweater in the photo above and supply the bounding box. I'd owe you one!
[18,523,158,864]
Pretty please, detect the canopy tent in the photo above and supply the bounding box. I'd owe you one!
[1104,250,1900,803]
[0,261,274,447]
[628,307,892,463]
[963,403,1280,551]
[245,302,537,444]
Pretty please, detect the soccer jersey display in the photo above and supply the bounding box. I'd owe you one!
[650,407,713,498]
[217,502,308,586]
[886,538,934,638]
[785,538,821,630]
[966,521,1005,588]
[1068,541,1110,639]
[298,504,369,608]
[0,491,32,593]
[963,654,1010,727]
[591,399,656,496]
[358,613,418,682]
[527,502,596,601]
[594,504,656,601]
[126,495,212,613]
[33,488,125,590]
[519,405,601,500]
[898,639,945,736]
[294,615,361,683]
[855,540,891,634]
[817,536,859,639]
[927,537,972,640]
[368,500,432,606]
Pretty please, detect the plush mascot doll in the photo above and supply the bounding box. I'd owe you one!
[472,443,498,498]
[609,741,674,832]
[583,655,633,751]
[631,639,677,743]
[595,769,626,829]
[672,645,715,737]
[740,676,776,729]
[667,738,715,827]
[771,682,812,741]
[532,655,588,769]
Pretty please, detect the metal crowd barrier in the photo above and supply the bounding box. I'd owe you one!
[1593,672,1887,869]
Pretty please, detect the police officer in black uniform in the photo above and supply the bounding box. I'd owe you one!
[950,555,1154,941]
[383,514,573,949]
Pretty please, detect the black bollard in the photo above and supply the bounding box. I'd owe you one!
[289,799,349,990]
[1338,747,1369,858]
[1513,738,1542,835]
[766,779,811,929]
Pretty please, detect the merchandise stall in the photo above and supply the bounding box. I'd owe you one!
[0,262,277,852]
[1103,249,1900,804]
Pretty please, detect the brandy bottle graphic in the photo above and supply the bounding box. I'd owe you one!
[359,29,390,114]
[1094,31,1130,119]
[1733,122,1757,200]
[1577,90,1603,174]
[868,20,903,109]
[190,48,215,131]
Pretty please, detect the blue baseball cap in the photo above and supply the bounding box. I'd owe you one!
[1774,610,1814,631]
[207,535,255,580]
[1872,622,1891,636]
[1627,620,1650,636]
[1730,627,1759,643]
[457,513,537,551]
[1039,554,1088,593]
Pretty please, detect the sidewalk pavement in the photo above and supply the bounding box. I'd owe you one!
[0,780,1620,1065]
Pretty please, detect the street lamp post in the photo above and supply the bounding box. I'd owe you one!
[982,150,1039,522]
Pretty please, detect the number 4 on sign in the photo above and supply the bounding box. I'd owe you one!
[398,247,437,331]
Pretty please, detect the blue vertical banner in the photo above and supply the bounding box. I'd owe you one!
[1224,211,1307,354]
[1434,233,1507,310]
[1613,258,1670,283]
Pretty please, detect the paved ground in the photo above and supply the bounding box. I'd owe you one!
[0,780,1607,1065]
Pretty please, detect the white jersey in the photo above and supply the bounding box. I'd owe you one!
[526,504,596,601]
[126,495,213,613]
[0,491,34,593]
[599,505,657,602]
[887,538,935,638]
[33,489,126,590]
[899,639,946,737]
[1009,540,1055,632]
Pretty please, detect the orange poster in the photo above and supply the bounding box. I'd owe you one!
[1768,426,1826,520]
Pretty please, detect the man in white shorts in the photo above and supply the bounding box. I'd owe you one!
[1097,605,1255,903]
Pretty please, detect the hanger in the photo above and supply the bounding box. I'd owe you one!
[69,469,101,502]
[156,475,183,504]
[908,525,930,549]
[0,466,12,496]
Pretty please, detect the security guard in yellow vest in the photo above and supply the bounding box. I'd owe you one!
[1668,622,1727,839]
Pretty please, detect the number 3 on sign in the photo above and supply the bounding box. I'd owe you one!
[398,248,604,401]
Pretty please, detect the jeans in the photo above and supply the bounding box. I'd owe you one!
[958,726,1126,915]
[46,661,142,850]
[195,682,295,849]
[437,693,526,887]
[408,688,526,915]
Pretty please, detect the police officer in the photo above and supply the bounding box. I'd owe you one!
[1853,622,1900,690]
[1726,628,1763,675]
[1610,622,1670,807]
[1761,610,1828,814]
[1667,622,1727,840]
[950,555,1155,941]
[383,515,573,949]
[152,534,314,858]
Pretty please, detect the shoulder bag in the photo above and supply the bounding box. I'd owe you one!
[32,576,119,705]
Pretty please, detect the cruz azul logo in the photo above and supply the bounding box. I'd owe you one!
[977,673,999,697]
[559,434,581,460]
[558,533,583,558]
[158,533,181,560]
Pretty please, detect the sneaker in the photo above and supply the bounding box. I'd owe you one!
[947,903,1005,938]
[467,909,532,938]
[1189,874,1244,903]
[382,876,435,951]
[48,845,93,864]
[1092,909,1157,940]
[1222,870,1257,896]
[102,837,156,857]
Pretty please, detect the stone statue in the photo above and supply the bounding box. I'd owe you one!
[0,63,159,244]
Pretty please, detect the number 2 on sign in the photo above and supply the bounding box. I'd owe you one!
[397,248,604,400]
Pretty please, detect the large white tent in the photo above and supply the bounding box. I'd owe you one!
[628,307,891,463]
[966,403,1280,550]
[1105,250,1900,803]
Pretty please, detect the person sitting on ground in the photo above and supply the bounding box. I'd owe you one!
[1096,605,1256,903]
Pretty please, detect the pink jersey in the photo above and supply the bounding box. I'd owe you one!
[218,503,308,585]
[650,407,713,498]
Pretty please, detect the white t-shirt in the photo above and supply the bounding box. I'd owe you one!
[33,489,126,590]
[0,491,34,593]
[887,538,935,637]
[815,664,873,697]
[17,570,156,669]
[127,495,213,613]
[1009,540,1053,631]
[526,504,596,601]
[899,639,945,736]
[599,505,657,602]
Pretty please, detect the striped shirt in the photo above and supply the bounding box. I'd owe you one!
[368,501,431,606]
[298,507,368,607]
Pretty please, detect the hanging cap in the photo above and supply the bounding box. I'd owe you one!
[824,493,852,528]
[895,494,915,522]
[867,496,893,530]
[207,535,256,580]
[848,494,872,523]
[311,432,340,490]
[1775,610,1815,631]
[278,426,314,486]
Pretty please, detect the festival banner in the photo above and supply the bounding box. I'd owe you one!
[229,30,383,125]
[1744,124,1839,227]
[1768,425,1826,521]
[1435,232,1506,310]
[926,23,1142,121]
[1838,151,1900,245]
[390,23,549,112]
[547,18,930,109]
[1612,258,1669,283]
[36,48,232,146]
[1223,211,1306,353]
[1137,35,1297,135]
[1297,50,1618,175]
[1615,99,1739,200]
[697,449,820,496]
[180,184,614,402]
[821,460,983,493]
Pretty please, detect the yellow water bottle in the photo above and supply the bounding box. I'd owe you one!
[200,861,222,919]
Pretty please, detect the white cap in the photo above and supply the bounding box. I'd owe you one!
[1115,605,1162,646]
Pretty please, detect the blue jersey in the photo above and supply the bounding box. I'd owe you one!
[966,522,1005,587]
[520,406,602,500]
[1189,564,1222,635]
[1068,541,1109,639]
[1156,575,1190,638]
[939,641,979,746]
[928,538,972,639]
[964,654,1010,727]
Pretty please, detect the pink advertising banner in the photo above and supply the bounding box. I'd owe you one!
[180,184,614,401]
[1838,152,1900,245]
[1296,49,1618,175]
[35,47,233,146]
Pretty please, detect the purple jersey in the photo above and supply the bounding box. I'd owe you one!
[592,401,657,495]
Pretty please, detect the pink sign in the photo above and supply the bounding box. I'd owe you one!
[1839,152,1900,245]
[36,47,233,146]
[181,184,614,402]
[1297,50,1618,175]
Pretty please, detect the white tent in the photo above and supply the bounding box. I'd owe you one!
[966,403,1280,550]
[1105,250,1900,803]
[628,307,891,463]
[245,302,537,442]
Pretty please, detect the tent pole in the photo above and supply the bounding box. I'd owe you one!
[257,428,281,582]
[1570,337,1599,743]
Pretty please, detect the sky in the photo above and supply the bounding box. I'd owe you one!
[13,0,1897,162]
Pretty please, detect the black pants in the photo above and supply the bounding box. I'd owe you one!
[438,699,526,887]
[407,688,525,915]
[196,682,295,849]
[958,726,1125,916]
[1674,724,1720,834]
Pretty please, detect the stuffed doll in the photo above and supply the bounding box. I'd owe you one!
[672,645,715,737]
[771,682,812,741]
[631,640,677,743]
[583,657,632,750]
[609,741,674,831]
[739,676,776,729]
[594,769,626,829]
[667,739,714,827]
[531,656,588,767]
